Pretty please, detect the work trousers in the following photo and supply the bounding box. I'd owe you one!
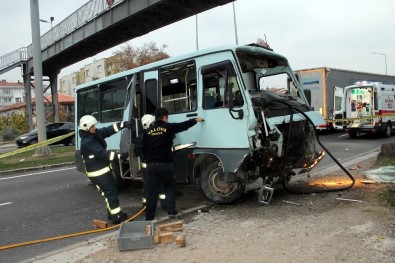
[88,171,121,215]
[144,162,176,220]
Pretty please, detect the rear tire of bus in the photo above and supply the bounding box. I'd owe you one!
[200,159,245,204]
[111,161,131,191]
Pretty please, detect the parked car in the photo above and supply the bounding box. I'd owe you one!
[16,122,75,147]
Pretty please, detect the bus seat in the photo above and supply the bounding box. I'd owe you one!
[204,96,216,109]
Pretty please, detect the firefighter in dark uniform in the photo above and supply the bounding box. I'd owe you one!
[79,115,131,224]
[143,108,204,220]
[135,114,167,208]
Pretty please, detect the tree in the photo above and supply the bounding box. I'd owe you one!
[107,42,170,73]
[0,113,27,141]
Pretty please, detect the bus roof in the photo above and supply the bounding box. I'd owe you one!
[74,44,287,91]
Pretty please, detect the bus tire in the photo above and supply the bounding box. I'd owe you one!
[111,161,131,191]
[200,159,245,204]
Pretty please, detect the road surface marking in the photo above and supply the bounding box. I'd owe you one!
[0,167,76,181]
[339,134,349,137]
[0,202,13,206]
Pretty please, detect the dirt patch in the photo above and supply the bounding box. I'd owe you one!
[75,159,394,263]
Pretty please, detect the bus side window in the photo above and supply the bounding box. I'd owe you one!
[100,79,127,123]
[77,87,99,121]
[202,60,243,109]
[160,60,197,114]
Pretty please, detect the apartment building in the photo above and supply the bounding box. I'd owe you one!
[0,80,25,108]
[60,57,118,96]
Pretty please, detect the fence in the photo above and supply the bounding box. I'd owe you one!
[0,0,125,71]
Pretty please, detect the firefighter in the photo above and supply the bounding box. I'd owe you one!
[143,108,204,220]
[79,115,131,224]
[134,114,167,208]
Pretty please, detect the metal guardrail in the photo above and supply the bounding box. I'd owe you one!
[0,0,124,72]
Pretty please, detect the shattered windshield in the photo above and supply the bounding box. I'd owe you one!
[236,49,300,96]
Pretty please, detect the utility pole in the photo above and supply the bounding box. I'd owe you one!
[195,14,199,50]
[30,0,51,156]
[232,2,238,45]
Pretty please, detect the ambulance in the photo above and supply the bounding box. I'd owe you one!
[344,81,395,138]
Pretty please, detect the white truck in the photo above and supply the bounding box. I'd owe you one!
[343,81,395,138]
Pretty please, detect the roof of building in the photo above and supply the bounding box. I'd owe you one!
[0,93,74,113]
[0,80,24,87]
[44,93,75,103]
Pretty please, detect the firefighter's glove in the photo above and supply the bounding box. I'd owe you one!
[117,121,132,130]
[107,150,116,161]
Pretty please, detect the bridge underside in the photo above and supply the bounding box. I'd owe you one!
[41,0,234,75]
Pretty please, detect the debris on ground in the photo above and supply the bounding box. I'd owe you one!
[335,197,363,203]
[362,166,395,183]
[154,220,185,245]
[282,200,301,206]
[93,219,108,229]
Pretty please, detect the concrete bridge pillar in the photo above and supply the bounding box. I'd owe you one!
[22,65,34,132]
[49,74,59,122]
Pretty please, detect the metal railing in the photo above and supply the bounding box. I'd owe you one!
[0,0,125,72]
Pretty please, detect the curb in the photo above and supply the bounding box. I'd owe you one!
[313,148,380,175]
[21,205,208,263]
[0,162,75,176]
[0,144,17,149]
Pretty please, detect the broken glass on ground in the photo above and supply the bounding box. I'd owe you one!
[362,166,395,183]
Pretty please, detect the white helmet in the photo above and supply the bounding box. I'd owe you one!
[79,115,97,131]
[141,114,155,130]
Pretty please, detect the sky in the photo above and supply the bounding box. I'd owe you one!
[1,0,394,83]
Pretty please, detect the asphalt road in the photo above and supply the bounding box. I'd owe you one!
[0,131,393,262]
[315,131,394,168]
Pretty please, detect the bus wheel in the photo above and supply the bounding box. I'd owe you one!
[200,160,245,204]
[383,124,392,138]
[111,161,131,191]
[349,130,357,138]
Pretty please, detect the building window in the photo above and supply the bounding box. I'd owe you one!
[97,65,102,73]
[66,104,74,113]
[4,98,12,103]
[86,69,90,77]
[4,89,11,94]
[15,97,22,103]
[62,80,66,87]
[72,77,76,84]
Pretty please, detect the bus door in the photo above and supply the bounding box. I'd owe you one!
[142,70,160,114]
[122,70,159,179]
[120,74,141,180]
[195,60,251,173]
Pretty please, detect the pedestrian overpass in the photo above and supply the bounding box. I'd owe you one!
[0,0,234,129]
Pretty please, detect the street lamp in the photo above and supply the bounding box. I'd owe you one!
[39,16,54,29]
[372,52,387,75]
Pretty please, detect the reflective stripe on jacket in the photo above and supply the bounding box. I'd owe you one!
[86,166,111,177]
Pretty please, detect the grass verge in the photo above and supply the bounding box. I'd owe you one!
[0,146,75,171]
[374,156,395,167]
[379,188,395,207]
[374,155,395,207]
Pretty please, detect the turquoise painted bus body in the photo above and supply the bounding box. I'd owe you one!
[75,44,325,204]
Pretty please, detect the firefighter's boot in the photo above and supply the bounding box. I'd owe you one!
[111,211,128,224]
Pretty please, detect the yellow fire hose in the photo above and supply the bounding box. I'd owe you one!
[0,206,146,251]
